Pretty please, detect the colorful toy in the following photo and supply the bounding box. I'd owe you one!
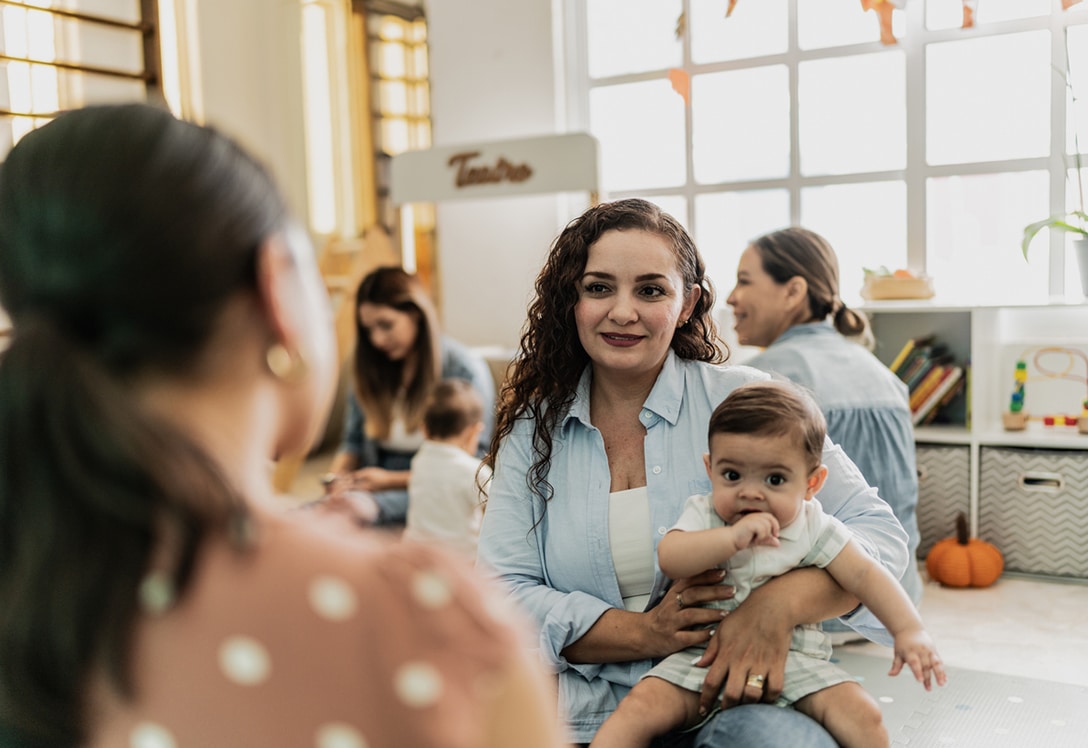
[925,513,1004,588]
[1003,347,1088,434]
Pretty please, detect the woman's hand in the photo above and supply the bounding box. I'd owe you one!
[560,568,735,665]
[693,581,795,715]
[644,569,735,658]
[326,467,404,494]
[693,567,855,716]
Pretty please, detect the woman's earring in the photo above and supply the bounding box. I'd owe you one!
[677,318,689,329]
[266,342,308,384]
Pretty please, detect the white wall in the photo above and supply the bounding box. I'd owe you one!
[190,0,310,227]
[425,0,583,349]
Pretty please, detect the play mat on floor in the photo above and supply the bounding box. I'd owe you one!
[834,651,1087,747]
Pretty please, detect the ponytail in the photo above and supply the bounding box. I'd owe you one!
[0,321,246,745]
[831,302,875,350]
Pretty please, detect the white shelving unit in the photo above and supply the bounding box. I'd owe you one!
[861,296,1088,580]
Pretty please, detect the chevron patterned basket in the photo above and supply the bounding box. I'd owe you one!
[916,444,971,561]
[979,447,1088,579]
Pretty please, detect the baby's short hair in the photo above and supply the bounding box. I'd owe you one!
[423,378,484,439]
[708,379,826,469]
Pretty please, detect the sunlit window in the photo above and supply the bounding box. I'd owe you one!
[0,0,157,160]
[574,0,1088,303]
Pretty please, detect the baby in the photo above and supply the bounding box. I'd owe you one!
[591,379,946,748]
[404,378,491,557]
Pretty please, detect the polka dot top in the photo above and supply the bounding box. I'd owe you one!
[87,506,529,748]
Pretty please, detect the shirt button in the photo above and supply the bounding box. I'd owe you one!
[642,410,652,420]
[652,466,662,474]
[658,527,667,535]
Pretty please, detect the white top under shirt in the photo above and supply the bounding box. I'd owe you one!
[608,486,655,612]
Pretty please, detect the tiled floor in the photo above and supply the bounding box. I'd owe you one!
[287,453,1088,689]
[839,572,1088,688]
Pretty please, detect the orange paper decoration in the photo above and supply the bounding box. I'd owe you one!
[668,68,690,105]
[860,0,902,45]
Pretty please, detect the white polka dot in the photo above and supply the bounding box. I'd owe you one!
[315,722,369,748]
[130,722,176,748]
[219,636,272,685]
[395,662,444,708]
[1007,696,1023,704]
[309,575,358,621]
[411,570,453,609]
[878,696,894,704]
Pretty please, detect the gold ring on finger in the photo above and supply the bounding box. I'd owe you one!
[676,592,686,609]
[746,673,766,689]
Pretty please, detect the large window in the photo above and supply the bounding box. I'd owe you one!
[570,0,1088,304]
[0,0,161,160]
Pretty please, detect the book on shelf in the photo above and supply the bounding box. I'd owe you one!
[918,371,967,426]
[886,333,966,426]
[889,334,936,376]
[912,365,964,426]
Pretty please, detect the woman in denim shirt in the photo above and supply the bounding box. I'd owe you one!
[726,228,922,611]
[326,267,495,524]
[477,200,909,745]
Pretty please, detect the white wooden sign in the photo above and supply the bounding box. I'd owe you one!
[389,132,599,204]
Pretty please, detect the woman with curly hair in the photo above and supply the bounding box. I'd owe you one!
[477,198,910,746]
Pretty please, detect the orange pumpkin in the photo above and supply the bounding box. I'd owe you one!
[925,512,1004,588]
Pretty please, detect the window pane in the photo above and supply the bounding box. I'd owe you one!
[378,80,407,115]
[377,41,406,78]
[694,189,790,303]
[690,0,787,64]
[927,32,1050,165]
[800,181,907,301]
[798,0,900,51]
[799,52,905,176]
[927,172,1049,300]
[1067,25,1088,158]
[693,66,789,183]
[586,0,681,78]
[926,0,1049,31]
[590,80,686,191]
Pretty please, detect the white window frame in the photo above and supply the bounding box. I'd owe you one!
[563,0,1088,300]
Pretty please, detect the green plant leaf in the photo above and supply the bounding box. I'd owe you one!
[1021,212,1088,260]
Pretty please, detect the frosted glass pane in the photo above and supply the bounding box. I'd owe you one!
[690,0,787,64]
[798,0,901,51]
[590,80,686,191]
[926,0,1049,31]
[586,0,681,78]
[693,66,789,183]
[800,181,907,301]
[799,52,905,176]
[927,32,1050,165]
[1067,26,1088,159]
[927,172,1049,300]
[694,190,790,303]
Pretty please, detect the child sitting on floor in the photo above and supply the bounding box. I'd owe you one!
[404,378,491,558]
[591,379,947,748]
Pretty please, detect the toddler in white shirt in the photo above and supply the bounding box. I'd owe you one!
[405,378,491,557]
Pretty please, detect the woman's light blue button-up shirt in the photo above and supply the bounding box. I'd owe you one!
[476,351,909,742]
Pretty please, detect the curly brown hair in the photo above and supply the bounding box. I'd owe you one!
[484,198,726,504]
